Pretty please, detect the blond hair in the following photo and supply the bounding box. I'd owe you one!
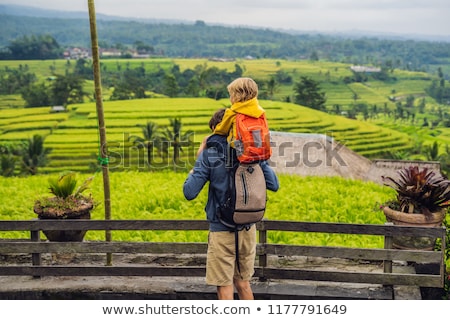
[227,77,258,103]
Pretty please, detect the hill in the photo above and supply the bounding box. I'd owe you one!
[0,4,185,23]
[1,5,450,78]
[2,4,450,43]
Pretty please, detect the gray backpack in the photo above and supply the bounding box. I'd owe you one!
[216,144,268,272]
[218,161,267,230]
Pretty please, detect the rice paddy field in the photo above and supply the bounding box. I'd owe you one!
[0,171,394,248]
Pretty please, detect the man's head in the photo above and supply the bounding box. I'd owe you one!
[209,108,226,131]
[227,77,258,104]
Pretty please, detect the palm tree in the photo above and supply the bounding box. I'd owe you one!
[441,144,450,177]
[424,141,440,161]
[21,134,52,175]
[1,154,16,177]
[0,143,19,177]
[266,77,279,100]
[164,118,194,164]
[128,121,159,167]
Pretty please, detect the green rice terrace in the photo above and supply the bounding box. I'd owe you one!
[1,58,449,175]
[0,98,412,173]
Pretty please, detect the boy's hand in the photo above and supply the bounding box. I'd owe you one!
[196,135,209,157]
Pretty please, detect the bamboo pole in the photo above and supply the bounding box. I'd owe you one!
[87,0,112,265]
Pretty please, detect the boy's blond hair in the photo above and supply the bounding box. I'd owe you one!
[227,77,258,103]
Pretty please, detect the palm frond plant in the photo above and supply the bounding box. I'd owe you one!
[34,171,94,218]
[33,171,94,241]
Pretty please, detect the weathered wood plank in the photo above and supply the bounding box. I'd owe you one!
[257,268,443,287]
[263,244,442,264]
[0,220,210,231]
[0,266,206,277]
[4,241,440,264]
[0,220,445,239]
[259,220,445,237]
[0,242,208,254]
[0,265,441,287]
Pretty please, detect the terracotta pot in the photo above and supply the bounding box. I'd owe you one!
[382,206,446,250]
[37,209,92,242]
[34,197,93,242]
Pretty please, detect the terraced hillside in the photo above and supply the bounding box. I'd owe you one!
[0,98,411,173]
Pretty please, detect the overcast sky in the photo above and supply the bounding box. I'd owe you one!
[1,0,449,37]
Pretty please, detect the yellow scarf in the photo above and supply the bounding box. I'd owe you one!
[214,98,265,143]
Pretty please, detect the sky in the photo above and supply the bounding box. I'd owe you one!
[1,0,450,37]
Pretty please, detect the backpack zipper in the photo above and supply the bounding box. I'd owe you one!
[240,171,248,204]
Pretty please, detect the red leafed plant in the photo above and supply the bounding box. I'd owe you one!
[381,166,450,216]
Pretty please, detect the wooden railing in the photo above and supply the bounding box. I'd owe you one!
[0,219,446,289]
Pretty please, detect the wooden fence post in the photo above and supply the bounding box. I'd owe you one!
[383,222,393,274]
[30,228,41,279]
[258,221,267,281]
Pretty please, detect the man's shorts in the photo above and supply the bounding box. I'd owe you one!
[206,225,256,286]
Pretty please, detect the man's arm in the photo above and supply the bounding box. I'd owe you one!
[183,152,210,200]
[261,161,279,192]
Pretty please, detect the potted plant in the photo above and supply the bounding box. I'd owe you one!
[380,165,450,250]
[33,171,94,242]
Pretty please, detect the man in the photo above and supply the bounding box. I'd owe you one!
[183,107,279,300]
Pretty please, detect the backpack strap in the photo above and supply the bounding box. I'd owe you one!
[234,225,252,274]
[234,229,240,273]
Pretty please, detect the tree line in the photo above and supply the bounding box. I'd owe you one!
[1,14,450,77]
[2,54,326,109]
[426,67,450,105]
